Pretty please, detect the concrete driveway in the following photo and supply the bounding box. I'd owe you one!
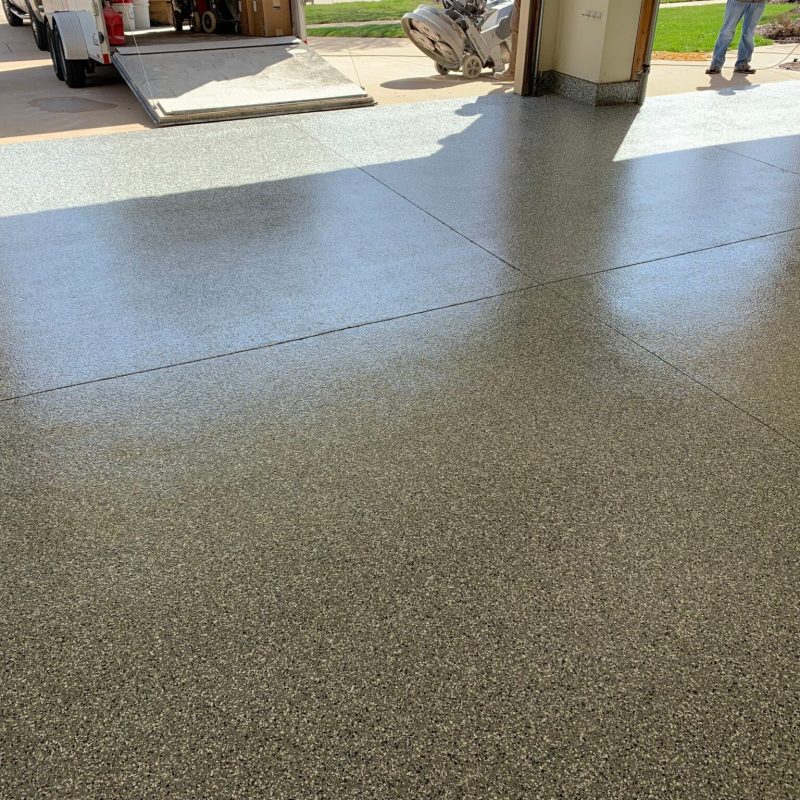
[0,18,510,144]
[2,14,798,144]
[1,17,152,142]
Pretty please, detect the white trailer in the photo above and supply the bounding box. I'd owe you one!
[41,0,373,124]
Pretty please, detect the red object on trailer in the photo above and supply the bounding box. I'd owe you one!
[103,3,125,45]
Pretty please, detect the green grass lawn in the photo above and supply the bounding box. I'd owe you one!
[653,3,795,51]
[308,23,405,36]
[307,2,797,52]
[304,0,417,25]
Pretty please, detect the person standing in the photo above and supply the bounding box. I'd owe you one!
[495,0,521,80]
[706,0,767,75]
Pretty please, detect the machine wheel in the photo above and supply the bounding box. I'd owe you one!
[54,27,86,88]
[49,25,65,80]
[191,10,201,30]
[201,10,217,33]
[461,53,482,80]
[31,13,49,50]
[435,62,449,76]
[174,10,184,31]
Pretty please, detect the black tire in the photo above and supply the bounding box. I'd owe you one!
[435,62,449,76]
[53,26,86,88]
[31,14,48,51]
[49,25,64,81]
[63,57,86,87]
[2,0,24,25]
[173,11,183,31]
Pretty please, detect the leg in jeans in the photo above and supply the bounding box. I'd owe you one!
[711,0,748,68]
[736,2,766,68]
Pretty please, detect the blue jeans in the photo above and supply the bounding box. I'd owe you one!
[710,0,766,69]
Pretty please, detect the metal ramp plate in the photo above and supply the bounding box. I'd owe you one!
[112,38,373,125]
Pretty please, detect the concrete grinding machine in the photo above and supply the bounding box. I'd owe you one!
[401,0,514,79]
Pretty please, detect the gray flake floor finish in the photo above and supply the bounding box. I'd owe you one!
[1,84,799,798]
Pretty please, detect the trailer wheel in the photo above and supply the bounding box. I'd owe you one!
[201,10,217,33]
[191,10,201,30]
[54,27,86,88]
[435,62,449,76]
[2,0,24,26]
[173,12,183,31]
[49,25,65,81]
[63,56,86,88]
[31,14,49,51]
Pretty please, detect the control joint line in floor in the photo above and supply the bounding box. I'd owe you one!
[290,122,800,291]
[6,128,796,405]
[541,224,800,288]
[546,283,800,451]
[287,122,539,282]
[363,167,536,279]
[357,160,800,289]
[718,145,800,177]
[0,284,539,405]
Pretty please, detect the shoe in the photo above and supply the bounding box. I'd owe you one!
[494,68,515,81]
[734,62,756,74]
[705,66,721,75]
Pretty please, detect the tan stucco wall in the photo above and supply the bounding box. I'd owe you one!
[537,0,643,84]
[600,0,644,82]
[536,1,559,72]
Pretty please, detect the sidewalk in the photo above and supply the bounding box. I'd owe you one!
[311,19,400,27]
[648,41,800,96]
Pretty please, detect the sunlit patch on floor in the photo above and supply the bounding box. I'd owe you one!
[31,96,118,114]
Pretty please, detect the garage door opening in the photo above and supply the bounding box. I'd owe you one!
[644,0,800,99]
[306,0,521,107]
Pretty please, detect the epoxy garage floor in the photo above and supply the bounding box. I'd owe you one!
[1,83,799,799]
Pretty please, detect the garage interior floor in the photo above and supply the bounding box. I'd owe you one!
[1,78,799,798]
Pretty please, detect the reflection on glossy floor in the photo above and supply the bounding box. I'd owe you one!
[1,79,799,799]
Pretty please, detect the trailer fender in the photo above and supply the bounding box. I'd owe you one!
[50,11,90,61]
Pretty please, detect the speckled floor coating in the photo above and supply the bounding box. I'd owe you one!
[560,229,800,443]
[294,84,800,282]
[0,118,529,398]
[1,86,799,799]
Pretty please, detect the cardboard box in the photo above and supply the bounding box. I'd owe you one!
[239,0,257,35]
[148,0,174,25]
[223,0,292,37]
[261,0,291,37]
